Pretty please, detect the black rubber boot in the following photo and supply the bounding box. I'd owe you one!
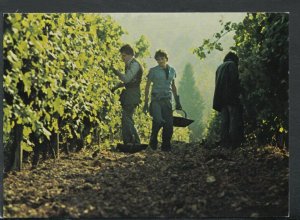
[161,142,171,152]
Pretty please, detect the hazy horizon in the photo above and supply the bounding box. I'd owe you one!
[106,13,246,123]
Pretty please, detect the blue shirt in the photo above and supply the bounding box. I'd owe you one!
[147,65,176,100]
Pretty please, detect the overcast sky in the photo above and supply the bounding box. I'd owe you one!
[107,13,245,71]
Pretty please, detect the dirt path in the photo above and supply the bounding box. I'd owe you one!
[3,143,288,218]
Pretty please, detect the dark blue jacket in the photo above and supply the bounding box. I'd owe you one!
[213,60,241,112]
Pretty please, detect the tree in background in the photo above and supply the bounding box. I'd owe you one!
[178,63,205,141]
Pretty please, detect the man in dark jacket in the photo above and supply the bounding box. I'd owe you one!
[213,52,243,149]
[112,44,143,145]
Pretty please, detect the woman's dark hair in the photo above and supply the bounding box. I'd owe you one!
[154,49,168,61]
[224,51,239,65]
[119,44,134,56]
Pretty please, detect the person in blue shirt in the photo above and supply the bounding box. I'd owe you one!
[143,49,182,151]
[112,44,143,145]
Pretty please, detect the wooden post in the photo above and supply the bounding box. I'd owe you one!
[53,132,60,159]
[12,124,23,171]
[13,142,22,171]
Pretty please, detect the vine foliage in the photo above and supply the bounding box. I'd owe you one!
[194,13,289,146]
[3,13,150,169]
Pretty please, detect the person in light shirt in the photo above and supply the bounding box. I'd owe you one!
[143,49,182,151]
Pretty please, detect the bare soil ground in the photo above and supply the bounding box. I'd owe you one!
[3,142,289,218]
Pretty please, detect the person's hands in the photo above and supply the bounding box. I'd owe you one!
[112,67,121,76]
[176,102,182,110]
[111,83,125,93]
[175,95,182,110]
